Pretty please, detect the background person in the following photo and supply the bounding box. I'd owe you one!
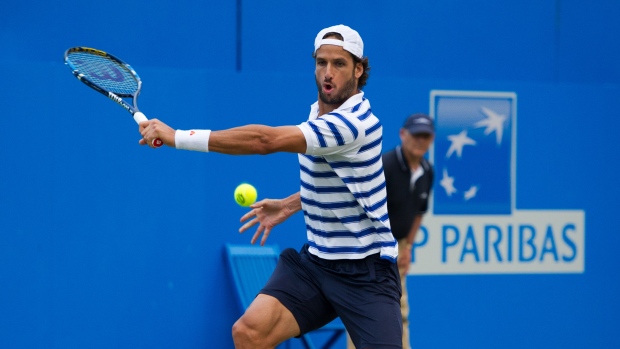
[347,113,434,349]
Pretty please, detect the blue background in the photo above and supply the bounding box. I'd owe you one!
[1,0,619,348]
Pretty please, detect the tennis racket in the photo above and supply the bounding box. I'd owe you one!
[64,47,162,147]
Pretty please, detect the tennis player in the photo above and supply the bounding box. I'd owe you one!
[138,24,402,349]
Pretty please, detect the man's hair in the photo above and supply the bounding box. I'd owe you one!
[313,32,371,89]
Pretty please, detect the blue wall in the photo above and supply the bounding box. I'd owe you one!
[1,1,619,348]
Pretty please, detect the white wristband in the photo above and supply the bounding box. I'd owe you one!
[175,129,211,152]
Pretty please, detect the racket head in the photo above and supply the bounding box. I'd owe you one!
[64,47,141,97]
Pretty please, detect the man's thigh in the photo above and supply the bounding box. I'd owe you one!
[260,247,338,335]
[237,294,301,345]
[348,299,402,349]
[325,257,403,349]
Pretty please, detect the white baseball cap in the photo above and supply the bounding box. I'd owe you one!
[314,24,364,59]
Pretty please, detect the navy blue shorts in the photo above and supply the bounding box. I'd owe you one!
[260,244,402,349]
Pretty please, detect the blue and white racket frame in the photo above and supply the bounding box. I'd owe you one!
[64,46,162,147]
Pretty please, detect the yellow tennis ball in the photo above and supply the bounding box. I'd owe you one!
[234,183,257,207]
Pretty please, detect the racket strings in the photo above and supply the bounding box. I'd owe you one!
[67,52,139,95]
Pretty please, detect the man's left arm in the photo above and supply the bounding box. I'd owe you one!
[398,214,424,272]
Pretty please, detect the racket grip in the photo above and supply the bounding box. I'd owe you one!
[134,112,163,148]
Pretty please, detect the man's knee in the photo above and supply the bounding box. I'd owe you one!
[232,317,260,348]
[232,294,301,348]
[233,313,284,349]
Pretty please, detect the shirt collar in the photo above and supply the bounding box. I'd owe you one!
[396,145,426,185]
[410,165,424,190]
[309,91,365,120]
[396,146,409,172]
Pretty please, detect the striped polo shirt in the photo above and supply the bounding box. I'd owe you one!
[296,92,397,262]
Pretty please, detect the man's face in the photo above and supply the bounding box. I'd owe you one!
[314,45,362,106]
[400,128,434,159]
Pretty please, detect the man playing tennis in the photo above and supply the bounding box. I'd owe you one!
[138,24,402,349]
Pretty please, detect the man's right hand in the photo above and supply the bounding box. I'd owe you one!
[138,119,176,148]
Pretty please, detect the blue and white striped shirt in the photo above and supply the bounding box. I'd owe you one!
[296,92,397,262]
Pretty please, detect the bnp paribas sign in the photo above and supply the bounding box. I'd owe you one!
[410,90,585,275]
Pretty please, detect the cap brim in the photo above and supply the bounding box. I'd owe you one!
[406,124,435,135]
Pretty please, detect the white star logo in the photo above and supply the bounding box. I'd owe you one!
[464,185,479,200]
[446,130,476,158]
[440,168,457,197]
[474,106,507,145]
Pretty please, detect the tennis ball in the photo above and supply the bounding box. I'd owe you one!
[234,183,257,207]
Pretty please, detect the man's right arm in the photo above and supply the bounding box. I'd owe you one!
[208,125,307,155]
[138,119,307,154]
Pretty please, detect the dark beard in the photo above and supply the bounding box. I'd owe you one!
[316,75,358,106]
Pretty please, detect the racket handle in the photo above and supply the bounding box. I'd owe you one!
[134,112,163,148]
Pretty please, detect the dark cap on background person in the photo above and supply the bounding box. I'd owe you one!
[403,113,434,135]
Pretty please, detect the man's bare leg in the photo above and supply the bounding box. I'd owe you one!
[232,294,301,349]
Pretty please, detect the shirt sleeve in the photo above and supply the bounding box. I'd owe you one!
[296,112,365,156]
